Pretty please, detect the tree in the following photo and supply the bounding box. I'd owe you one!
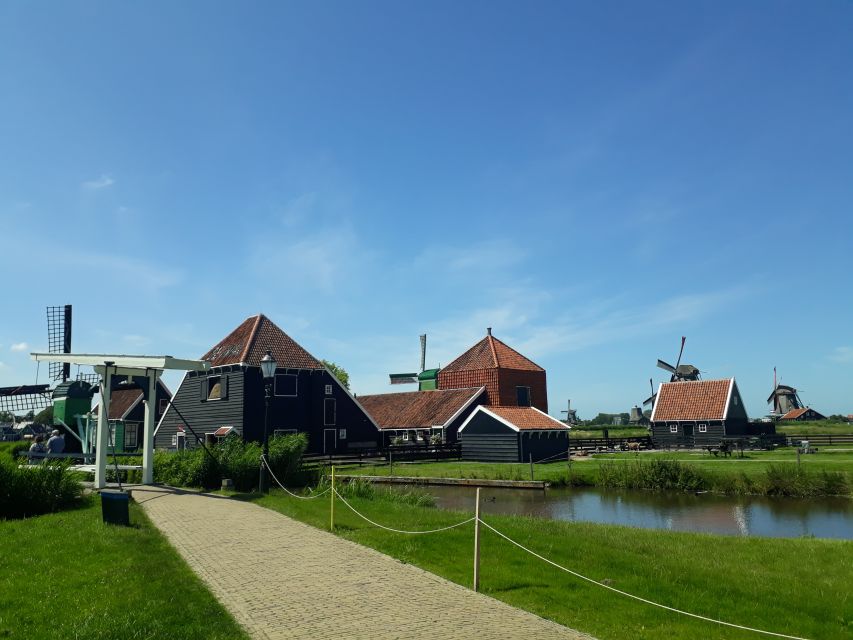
[322,360,350,390]
[0,410,15,424]
[34,405,54,425]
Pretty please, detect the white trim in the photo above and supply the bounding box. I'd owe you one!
[323,364,381,431]
[649,383,663,422]
[698,423,708,433]
[458,406,520,434]
[722,378,735,420]
[529,406,572,430]
[441,386,486,429]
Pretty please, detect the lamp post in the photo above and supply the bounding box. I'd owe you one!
[258,350,277,493]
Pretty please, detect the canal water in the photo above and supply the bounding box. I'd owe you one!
[421,485,853,540]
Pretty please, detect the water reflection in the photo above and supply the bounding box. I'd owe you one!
[423,485,853,539]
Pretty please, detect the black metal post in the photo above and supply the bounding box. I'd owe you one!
[259,380,272,493]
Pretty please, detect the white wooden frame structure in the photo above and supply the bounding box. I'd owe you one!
[31,353,209,488]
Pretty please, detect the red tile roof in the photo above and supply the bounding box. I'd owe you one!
[778,407,827,421]
[441,332,544,373]
[202,314,323,369]
[358,387,484,430]
[651,379,733,422]
[481,406,568,430]
[94,380,171,420]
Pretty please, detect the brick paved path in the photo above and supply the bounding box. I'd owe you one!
[133,486,592,640]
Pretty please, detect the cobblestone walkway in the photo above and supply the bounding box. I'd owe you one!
[133,486,591,640]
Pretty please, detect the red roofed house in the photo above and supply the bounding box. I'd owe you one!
[154,314,380,455]
[438,328,547,412]
[779,407,826,422]
[650,378,752,447]
[358,387,486,446]
[457,405,570,462]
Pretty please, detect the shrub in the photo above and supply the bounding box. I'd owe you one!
[0,457,84,519]
[153,433,309,492]
[598,459,706,492]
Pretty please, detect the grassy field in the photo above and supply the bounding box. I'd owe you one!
[241,487,852,640]
[775,420,853,435]
[342,447,853,496]
[0,498,248,640]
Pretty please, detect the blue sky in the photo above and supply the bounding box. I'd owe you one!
[1,1,851,419]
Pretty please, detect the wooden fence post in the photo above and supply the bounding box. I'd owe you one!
[529,453,534,481]
[473,487,481,592]
[330,465,335,531]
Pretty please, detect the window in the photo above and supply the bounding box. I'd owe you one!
[698,423,708,433]
[325,384,333,395]
[516,386,531,407]
[669,424,678,433]
[275,374,298,397]
[274,429,297,437]
[171,434,177,446]
[733,394,739,406]
[159,398,168,415]
[402,431,409,441]
[205,375,226,401]
[338,429,347,440]
[124,424,138,449]
[176,432,186,451]
[324,398,336,425]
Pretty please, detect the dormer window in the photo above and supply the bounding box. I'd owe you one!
[516,386,531,407]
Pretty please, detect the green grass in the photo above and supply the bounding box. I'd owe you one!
[775,420,853,435]
[238,488,852,640]
[342,448,853,496]
[0,498,248,640]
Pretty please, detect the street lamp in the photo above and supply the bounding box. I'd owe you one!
[258,350,277,493]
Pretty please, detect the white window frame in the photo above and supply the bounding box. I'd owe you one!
[206,375,223,401]
[176,431,186,450]
[669,424,678,433]
[338,428,347,440]
[325,384,333,395]
[275,373,298,397]
[171,434,178,446]
[324,398,336,426]
[698,423,708,433]
[402,432,409,441]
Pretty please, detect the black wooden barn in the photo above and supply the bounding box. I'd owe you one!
[154,314,380,454]
[779,407,826,422]
[649,378,766,447]
[457,405,570,462]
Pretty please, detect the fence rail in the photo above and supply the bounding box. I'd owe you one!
[784,433,853,446]
[568,436,653,450]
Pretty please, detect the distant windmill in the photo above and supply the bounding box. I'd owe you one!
[767,367,804,417]
[560,399,578,425]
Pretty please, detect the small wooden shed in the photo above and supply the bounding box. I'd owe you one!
[458,405,570,462]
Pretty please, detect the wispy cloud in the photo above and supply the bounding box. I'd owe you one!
[415,239,526,275]
[829,346,853,364]
[10,342,28,352]
[81,174,115,190]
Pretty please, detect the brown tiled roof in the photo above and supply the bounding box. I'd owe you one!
[202,314,323,369]
[358,387,484,430]
[652,379,733,422]
[482,406,568,430]
[780,408,809,420]
[441,332,544,373]
[94,380,171,420]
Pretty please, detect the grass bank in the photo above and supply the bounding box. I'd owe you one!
[0,498,248,640]
[343,448,853,497]
[240,487,852,640]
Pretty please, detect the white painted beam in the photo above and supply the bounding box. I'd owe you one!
[30,353,209,371]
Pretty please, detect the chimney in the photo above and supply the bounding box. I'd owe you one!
[486,327,492,336]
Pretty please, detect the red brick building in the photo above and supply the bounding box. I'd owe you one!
[437,328,548,413]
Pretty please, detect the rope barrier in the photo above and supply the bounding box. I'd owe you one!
[333,489,475,535]
[261,456,330,500]
[478,518,811,640]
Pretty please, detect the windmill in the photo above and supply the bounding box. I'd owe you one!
[560,399,578,425]
[655,336,701,382]
[767,368,804,418]
[643,336,700,410]
[388,334,428,386]
[0,305,97,415]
